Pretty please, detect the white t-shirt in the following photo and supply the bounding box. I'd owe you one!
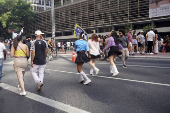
[67,42,70,46]
[147,31,155,41]
[0,43,6,58]
[58,42,61,47]
[88,39,101,56]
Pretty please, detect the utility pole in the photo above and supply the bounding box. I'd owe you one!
[44,0,46,10]
[51,0,55,38]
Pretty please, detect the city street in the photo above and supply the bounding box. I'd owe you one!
[0,55,170,113]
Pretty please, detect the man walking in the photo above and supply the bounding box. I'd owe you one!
[146,28,155,54]
[0,40,7,83]
[30,30,48,91]
[119,29,129,68]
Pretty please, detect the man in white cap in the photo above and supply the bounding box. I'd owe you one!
[30,30,48,91]
[139,31,145,55]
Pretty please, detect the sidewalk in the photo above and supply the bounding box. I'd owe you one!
[57,51,170,59]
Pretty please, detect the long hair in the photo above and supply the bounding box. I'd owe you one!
[110,30,118,45]
[133,30,136,36]
[91,34,98,42]
[13,35,22,50]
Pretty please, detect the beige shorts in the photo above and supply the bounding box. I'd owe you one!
[13,58,28,72]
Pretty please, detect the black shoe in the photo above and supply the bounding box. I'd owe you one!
[123,65,127,68]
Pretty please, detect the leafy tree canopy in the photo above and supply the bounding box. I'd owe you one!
[0,0,35,39]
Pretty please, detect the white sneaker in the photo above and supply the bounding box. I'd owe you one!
[94,68,99,75]
[79,77,84,83]
[18,85,21,91]
[90,68,93,75]
[112,72,119,76]
[20,91,26,96]
[84,79,91,85]
[137,51,140,53]
[150,53,153,55]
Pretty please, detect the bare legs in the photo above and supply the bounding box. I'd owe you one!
[88,59,99,75]
[132,44,138,53]
[77,63,91,85]
[109,55,119,76]
[17,71,25,93]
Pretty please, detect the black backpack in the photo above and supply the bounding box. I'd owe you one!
[26,41,31,51]
[157,34,161,41]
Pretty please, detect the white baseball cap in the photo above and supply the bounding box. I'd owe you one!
[140,30,144,33]
[35,30,44,36]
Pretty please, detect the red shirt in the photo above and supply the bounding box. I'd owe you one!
[127,33,133,43]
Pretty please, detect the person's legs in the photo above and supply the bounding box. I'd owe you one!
[39,65,46,83]
[17,71,25,93]
[31,64,41,84]
[125,48,129,62]
[109,55,119,76]
[88,58,99,75]
[0,59,3,81]
[122,49,126,66]
[147,41,150,53]
[132,44,135,54]
[150,41,153,53]
[89,59,94,75]
[77,63,91,84]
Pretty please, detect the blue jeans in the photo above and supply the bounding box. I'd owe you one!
[0,58,3,80]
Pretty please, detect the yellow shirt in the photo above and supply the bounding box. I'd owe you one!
[15,50,26,56]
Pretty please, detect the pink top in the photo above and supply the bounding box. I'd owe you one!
[88,39,101,55]
[127,33,133,43]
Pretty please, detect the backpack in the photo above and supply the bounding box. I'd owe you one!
[157,34,161,41]
[26,41,31,51]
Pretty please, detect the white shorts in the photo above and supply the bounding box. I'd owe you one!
[129,42,132,47]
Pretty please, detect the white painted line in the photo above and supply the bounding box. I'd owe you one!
[3,61,13,64]
[97,63,170,69]
[0,83,90,113]
[46,69,170,87]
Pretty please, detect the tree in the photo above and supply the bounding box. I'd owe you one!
[124,23,133,34]
[0,0,35,39]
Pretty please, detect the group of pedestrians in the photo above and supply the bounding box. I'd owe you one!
[9,30,47,96]
[1,28,169,96]
[128,28,163,55]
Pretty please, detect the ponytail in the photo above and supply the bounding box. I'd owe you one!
[13,35,22,50]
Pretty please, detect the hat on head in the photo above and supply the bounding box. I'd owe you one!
[35,30,44,36]
[140,30,144,33]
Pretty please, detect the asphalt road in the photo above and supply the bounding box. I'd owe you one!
[0,55,170,113]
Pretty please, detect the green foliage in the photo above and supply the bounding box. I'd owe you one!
[0,0,35,39]
[124,23,133,34]
[142,24,155,33]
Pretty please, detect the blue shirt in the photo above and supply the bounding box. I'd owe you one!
[74,39,89,53]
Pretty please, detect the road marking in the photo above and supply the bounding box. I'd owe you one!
[97,63,170,69]
[0,83,90,113]
[3,61,13,64]
[46,69,170,87]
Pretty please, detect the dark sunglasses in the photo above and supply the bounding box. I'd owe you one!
[119,33,122,34]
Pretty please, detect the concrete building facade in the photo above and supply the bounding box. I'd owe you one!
[25,0,170,40]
